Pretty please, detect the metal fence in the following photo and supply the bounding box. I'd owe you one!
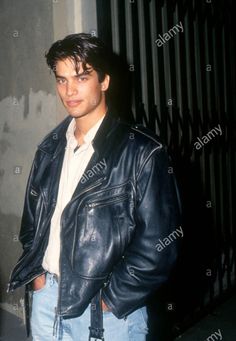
[96,0,236,336]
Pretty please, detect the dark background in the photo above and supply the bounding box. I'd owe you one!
[96,0,236,339]
[0,0,235,340]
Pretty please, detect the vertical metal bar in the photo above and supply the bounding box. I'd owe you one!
[153,0,168,138]
[96,0,112,46]
[110,0,120,53]
[137,0,149,118]
[161,1,171,112]
[173,2,183,116]
[124,0,134,64]
[149,0,159,110]
[149,0,163,135]
[129,0,142,123]
[95,0,236,333]
[193,3,204,128]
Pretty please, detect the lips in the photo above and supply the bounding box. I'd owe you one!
[66,100,83,107]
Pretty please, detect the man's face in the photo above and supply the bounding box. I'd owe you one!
[55,58,110,118]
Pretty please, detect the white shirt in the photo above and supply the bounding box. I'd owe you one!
[42,115,105,276]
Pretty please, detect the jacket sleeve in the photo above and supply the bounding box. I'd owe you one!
[102,145,182,318]
[19,154,39,251]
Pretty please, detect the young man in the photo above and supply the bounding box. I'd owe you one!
[8,33,181,341]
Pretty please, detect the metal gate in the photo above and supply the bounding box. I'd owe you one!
[96,0,236,336]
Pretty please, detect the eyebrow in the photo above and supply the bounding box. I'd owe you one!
[55,70,93,79]
[55,75,65,79]
[76,69,93,77]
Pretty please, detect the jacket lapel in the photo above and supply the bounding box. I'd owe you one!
[37,112,119,202]
[71,113,118,198]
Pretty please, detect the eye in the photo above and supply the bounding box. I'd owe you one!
[56,78,66,84]
[78,76,88,82]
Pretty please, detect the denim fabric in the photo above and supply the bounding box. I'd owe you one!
[31,273,148,341]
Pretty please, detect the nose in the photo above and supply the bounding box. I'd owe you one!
[66,81,78,97]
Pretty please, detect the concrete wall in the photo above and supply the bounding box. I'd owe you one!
[0,0,97,320]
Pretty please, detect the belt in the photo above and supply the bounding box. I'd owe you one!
[89,289,104,341]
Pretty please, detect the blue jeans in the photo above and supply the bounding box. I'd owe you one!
[31,273,149,341]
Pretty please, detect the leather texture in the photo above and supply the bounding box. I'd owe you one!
[8,112,181,319]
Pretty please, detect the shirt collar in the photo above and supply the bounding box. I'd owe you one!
[66,114,106,148]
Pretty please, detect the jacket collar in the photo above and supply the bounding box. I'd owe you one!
[37,115,71,158]
[92,111,119,154]
[37,111,119,159]
[71,112,120,199]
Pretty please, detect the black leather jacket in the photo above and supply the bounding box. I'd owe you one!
[8,112,181,320]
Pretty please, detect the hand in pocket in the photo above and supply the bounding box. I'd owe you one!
[102,299,111,312]
[32,273,46,291]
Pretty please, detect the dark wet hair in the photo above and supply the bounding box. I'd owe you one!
[45,33,111,82]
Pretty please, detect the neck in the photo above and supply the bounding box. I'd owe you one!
[74,104,107,144]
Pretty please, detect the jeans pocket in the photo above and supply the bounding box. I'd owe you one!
[127,307,149,334]
[139,307,148,329]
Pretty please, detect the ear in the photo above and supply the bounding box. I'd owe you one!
[101,74,110,91]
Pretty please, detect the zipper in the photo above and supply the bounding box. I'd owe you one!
[23,271,47,288]
[69,177,106,206]
[32,199,56,248]
[87,193,128,209]
[55,177,105,322]
[7,270,47,293]
[7,245,46,292]
[31,199,44,245]
[30,188,39,197]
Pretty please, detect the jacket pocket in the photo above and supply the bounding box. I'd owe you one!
[70,193,132,278]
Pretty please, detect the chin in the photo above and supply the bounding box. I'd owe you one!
[67,110,87,119]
